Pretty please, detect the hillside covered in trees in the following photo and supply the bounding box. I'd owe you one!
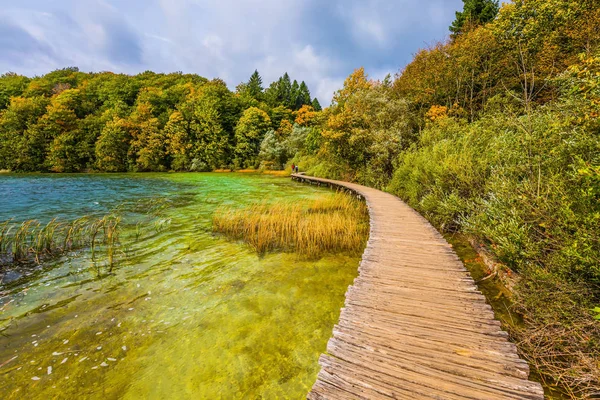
[0,69,320,172]
[1,0,599,397]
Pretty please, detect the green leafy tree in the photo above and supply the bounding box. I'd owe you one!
[88,73,141,109]
[235,82,260,109]
[166,90,228,171]
[129,103,168,171]
[47,129,88,172]
[0,72,30,110]
[95,117,132,172]
[258,130,287,169]
[269,105,294,130]
[188,96,228,171]
[19,100,79,172]
[136,87,174,125]
[450,0,499,37]
[75,113,106,170]
[41,101,86,172]
[52,88,86,118]
[201,79,243,159]
[0,96,49,171]
[490,0,599,109]
[234,107,271,168]
[259,124,311,169]
[321,68,412,186]
[165,111,191,171]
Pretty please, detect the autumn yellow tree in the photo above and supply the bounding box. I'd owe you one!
[294,105,318,126]
[320,68,411,186]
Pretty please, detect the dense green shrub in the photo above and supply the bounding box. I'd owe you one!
[386,69,600,394]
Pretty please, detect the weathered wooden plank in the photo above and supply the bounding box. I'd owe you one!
[335,317,520,355]
[322,345,543,400]
[326,338,533,390]
[292,174,545,400]
[341,300,502,331]
[331,328,530,377]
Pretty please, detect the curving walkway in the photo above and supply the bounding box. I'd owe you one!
[292,174,545,400]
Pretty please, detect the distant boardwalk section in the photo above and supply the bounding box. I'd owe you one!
[292,174,545,400]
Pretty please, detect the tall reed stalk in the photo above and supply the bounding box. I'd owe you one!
[104,216,120,272]
[0,214,122,268]
[0,220,12,255]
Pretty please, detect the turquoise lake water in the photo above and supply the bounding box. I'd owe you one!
[0,173,362,399]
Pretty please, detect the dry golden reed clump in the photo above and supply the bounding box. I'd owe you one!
[212,192,369,258]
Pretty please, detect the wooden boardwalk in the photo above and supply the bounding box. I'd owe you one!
[292,174,545,400]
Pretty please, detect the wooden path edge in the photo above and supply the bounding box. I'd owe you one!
[292,174,545,400]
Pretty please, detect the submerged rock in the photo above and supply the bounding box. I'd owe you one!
[1,270,22,284]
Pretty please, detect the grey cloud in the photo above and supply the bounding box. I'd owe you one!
[1,0,464,102]
[102,21,143,65]
[0,19,55,65]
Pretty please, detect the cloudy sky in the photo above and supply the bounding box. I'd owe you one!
[0,0,462,104]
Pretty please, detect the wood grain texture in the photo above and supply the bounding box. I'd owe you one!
[292,174,544,400]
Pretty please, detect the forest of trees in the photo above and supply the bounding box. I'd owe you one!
[0,68,319,172]
[1,0,599,396]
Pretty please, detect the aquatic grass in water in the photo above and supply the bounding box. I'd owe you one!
[0,214,122,268]
[212,192,369,258]
[0,173,364,399]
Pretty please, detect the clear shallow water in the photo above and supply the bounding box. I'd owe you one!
[0,173,362,399]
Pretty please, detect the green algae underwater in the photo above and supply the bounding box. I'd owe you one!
[0,173,366,399]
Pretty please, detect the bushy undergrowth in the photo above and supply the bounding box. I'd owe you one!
[212,192,369,258]
[387,93,600,396]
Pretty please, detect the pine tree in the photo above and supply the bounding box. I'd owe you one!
[449,0,499,37]
[277,73,292,106]
[263,81,279,107]
[311,98,322,111]
[296,81,312,110]
[247,70,263,100]
[290,80,300,109]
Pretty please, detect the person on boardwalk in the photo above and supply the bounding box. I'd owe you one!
[295,165,299,173]
[291,163,295,173]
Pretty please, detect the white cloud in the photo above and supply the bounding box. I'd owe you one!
[293,45,331,74]
[202,34,225,60]
[145,33,173,44]
[357,18,387,45]
[315,77,344,107]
